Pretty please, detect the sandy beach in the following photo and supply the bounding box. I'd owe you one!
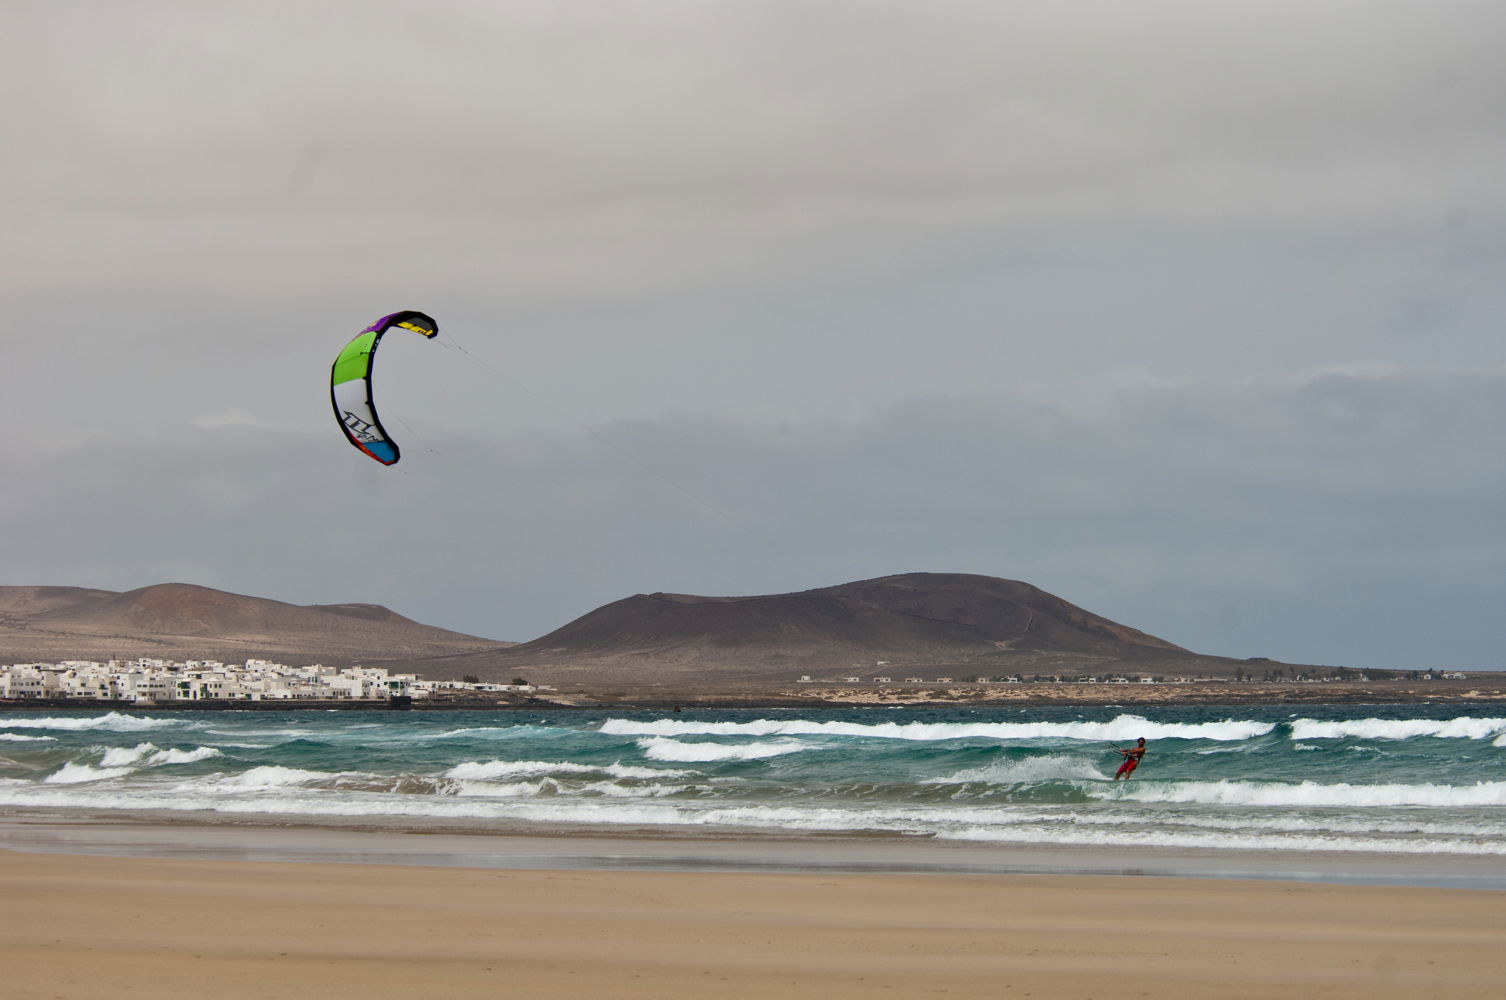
[4,845,1503,1000]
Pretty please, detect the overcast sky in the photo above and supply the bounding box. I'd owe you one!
[5,1,1505,670]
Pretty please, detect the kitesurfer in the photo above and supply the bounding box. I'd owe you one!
[1114,737,1147,780]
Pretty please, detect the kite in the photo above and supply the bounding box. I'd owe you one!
[330,310,438,465]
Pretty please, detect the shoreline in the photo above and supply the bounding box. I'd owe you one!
[8,690,1504,1000]
[5,810,1505,891]
[5,679,1506,711]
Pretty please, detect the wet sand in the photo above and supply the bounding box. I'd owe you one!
[5,814,1506,889]
[5,844,1504,1000]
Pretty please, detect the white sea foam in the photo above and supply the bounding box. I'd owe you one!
[446,759,594,779]
[636,736,813,762]
[0,712,180,733]
[100,744,156,767]
[214,765,330,789]
[0,733,54,742]
[147,746,222,765]
[198,727,320,744]
[448,778,687,800]
[443,778,546,798]
[203,796,700,823]
[602,761,694,779]
[1084,807,1505,839]
[426,726,545,741]
[44,762,135,784]
[940,804,1505,840]
[7,708,1506,862]
[444,759,690,781]
[1097,779,1506,808]
[5,774,1505,857]
[601,714,1274,743]
[1289,717,1506,741]
[99,743,223,767]
[934,824,1506,855]
[0,784,700,824]
[933,753,1106,785]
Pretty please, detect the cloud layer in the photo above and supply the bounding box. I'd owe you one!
[7,360,1503,669]
[5,2,1506,670]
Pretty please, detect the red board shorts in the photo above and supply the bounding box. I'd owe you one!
[1116,757,1138,777]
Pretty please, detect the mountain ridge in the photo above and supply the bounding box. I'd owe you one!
[429,573,1230,685]
[2,574,1269,685]
[0,583,511,664]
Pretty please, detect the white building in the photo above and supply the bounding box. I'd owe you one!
[0,658,421,703]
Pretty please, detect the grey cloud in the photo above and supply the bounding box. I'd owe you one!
[5,3,1504,675]
[5,365,1502,669]
[7,2,1506,298]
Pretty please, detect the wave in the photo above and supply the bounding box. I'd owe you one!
[6,707,1506,862]
[100,743,155,767]
[1084,807,1503,839]
[6,772,1505,857]
[444,759,691,781]
[601,714,1274,743]
[0,712,181,733]
[423,726,564,741]
[1289,717,1506,741]
[635,736,815,762]
[447,778,690,801]
[97,743,224,768]
[931,753,1107,785]
[100,740,221,765]
[934,825,1506,855]
[154,747,222,764]
[44,762,136,784]
[213,765,331,789]
[1098,779,1506,808]
[203,726,318,741]
[3,782,1500,855]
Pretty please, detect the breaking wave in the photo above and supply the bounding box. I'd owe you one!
[1100,779,1506,808]
[0,712,182,733]
[636,736,815,762]
[1289,716,1506,741]
[601,714,1273,743]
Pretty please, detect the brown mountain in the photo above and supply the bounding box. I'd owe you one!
[431,573,1212,686]
[0,583,511,664]
[3,575,1260,687]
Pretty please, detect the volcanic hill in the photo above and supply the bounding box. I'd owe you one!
[432,573,1228,686]
[0,583,511,664]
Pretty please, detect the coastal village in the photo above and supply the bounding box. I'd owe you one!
[0,658,543,704]
[0,656,1479,708]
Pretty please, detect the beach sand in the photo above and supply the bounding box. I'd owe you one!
[4,847,1503,1000]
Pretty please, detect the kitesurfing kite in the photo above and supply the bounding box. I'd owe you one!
[329,310,438,465]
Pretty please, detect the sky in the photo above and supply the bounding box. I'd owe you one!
[5,1,1505,671]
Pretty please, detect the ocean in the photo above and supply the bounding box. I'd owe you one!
[3,704,1504,864]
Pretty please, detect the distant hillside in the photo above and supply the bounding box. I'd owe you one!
[427,573,1227,686]
[0,583,511,665]
[2,575,1278,687]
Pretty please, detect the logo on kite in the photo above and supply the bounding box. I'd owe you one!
[329,311,438,465]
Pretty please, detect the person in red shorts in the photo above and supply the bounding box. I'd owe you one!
[1114,737,1147,780]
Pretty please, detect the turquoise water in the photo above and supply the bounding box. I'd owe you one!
[2,704,1503,856]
